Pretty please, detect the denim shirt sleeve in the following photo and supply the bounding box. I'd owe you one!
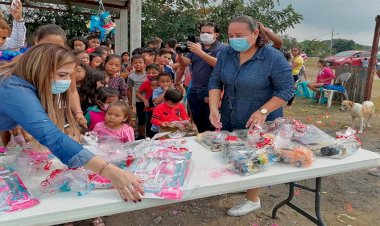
[0,76,94,167]
[208,48,227,90]
[270,54,294,102]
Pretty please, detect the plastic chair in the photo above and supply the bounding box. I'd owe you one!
[319,72,351,108]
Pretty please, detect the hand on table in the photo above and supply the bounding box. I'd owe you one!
[246,110,267,129]
[108,167,144,202]
[209,108,222,130]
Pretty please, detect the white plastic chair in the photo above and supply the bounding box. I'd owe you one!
[319,72,351,108]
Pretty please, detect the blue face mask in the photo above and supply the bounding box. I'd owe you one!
[229,33,254,52]
[51,80,71,94]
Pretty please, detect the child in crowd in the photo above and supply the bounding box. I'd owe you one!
[73,50,90,65]
[127,54,146,138]
[152,72,174,106]
[95,46,110,60]
[70,37,88,51]
[74,63,88,92]
[93,100,134,143]
[151,89,190,132]
[0,0,25,50]
[104,54,128,101]
[34,24,66,46]
[307,59,335,92]
[86,35,100,53]
[86,87,120,130]
[79,69,107,111]
[141,48,156,65]
[121,51,132,78]
[136,64,161,138]
[89,52,103,69]
[157,48,176,80]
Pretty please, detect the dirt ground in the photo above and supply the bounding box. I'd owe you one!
[72,61,380,225]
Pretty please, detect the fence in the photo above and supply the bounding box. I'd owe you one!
[334,65,369,103]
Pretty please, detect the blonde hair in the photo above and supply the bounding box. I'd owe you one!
[0,44,79,131]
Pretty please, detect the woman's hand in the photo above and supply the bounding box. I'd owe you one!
[246,110,267,129]
[75,113,88,129]
[106,166,144,202]
[209,108,222,130]
[10,0,23,21]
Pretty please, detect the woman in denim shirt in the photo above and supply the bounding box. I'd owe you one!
[0,44,143,203]
[209,16,294,217]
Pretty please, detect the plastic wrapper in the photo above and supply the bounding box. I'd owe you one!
[129,147,192,200]
[0,147,6,156]
[195,131,245,152]
[87,173,112,189]
[275,146,315,167]
[40,168,94,196]
[0,166,40,212]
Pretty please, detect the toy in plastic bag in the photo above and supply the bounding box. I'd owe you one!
[316,127,361,159]
[195,131,245,152]
[17,144,58,173]
[88,173,112,189]
[0,166,40,212]
[40,168,94,196]
[293,124,335,146]
[275,146,314,167]
[129,147,192,200]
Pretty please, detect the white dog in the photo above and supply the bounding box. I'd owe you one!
[339,100,375,133]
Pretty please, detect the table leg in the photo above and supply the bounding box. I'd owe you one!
[271,177,326,226]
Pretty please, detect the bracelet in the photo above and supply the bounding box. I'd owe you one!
[99,162,110,176]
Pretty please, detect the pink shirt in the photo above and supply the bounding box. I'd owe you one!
[93,122,135,143]
[316,67,335,85]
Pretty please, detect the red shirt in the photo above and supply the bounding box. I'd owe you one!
[316,67,335,85]
[151,102,190,126]
[138,80,153,99]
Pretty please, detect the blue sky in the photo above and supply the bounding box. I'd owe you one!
[276,0,380,45]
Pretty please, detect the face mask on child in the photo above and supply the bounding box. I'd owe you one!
[51,80,71,94]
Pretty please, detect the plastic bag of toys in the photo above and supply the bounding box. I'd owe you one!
[195,131,245,152]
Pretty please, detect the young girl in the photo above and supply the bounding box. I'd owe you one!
[93,100,134,143]
[74,63,88,92]
[72,50,90,65]
[121,51,132,78]
[104,54,128,100]
[89,52,104,69]
[70,37,88,51]
[307,60,335,92]
[86,87,120,130]
[79,69,107,111]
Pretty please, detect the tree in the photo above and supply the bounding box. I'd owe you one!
[281,34,298,51]
[300,39,330,57]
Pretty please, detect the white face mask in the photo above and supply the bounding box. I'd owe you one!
[200,33,215,45]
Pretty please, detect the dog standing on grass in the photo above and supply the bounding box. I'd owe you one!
[339,100,375,133]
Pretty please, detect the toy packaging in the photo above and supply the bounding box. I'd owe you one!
[129,142,192,200]
[0,166,40,212]
[195,131,245,152]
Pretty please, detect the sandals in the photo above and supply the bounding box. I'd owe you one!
[91,217,106,226]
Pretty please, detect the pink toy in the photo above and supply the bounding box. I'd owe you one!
[0,147,6,155]
[88,173,112,189]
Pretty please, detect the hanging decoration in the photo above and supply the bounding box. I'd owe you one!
[87,0,115,42]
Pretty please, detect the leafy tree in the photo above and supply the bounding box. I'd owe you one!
[281,34,298,51]
[300,39,330,57]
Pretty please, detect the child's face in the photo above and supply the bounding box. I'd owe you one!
[150,80,159,90]
[105,105,127,128]
[132,58,145,72]
[159,76,172,89]
[90,56,103,69]
[0,28,9,47]
[74,66,86,82]
[158,53,172,66]
[88,38,100,48]
[73,40,86,51]
[166,100,177,107]
[105,58,122,77]
[78,52,90,64]
[146,68,160,80]
[142,53,155,64]
[122,54,130,62]
[105,95,119,104]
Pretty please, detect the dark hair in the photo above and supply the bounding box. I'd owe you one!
[108,100,130,119]
[131,47,144,55]
[87,35,99,41]
[147,37,162,48]
[146,63,161,72]
[79,69,106,110]
[230,15,266,47]
[150,77,159,82]
[89,52,102,62]
[158,72,172,81]
[95,45,110,53]
[318,59,327,67]
[105,54,122,65]
[121,51,129,58]
[158,48,173,56]
[141,48,156,56]
[164,89,183,103]
[69,37,89,50]
[96,87,120,103]
[131,54,145,63]
[199,22,220,33]
[36,24,66,42]
[166,38,177,48]
[72,49,85,56]
[283,52,292,62]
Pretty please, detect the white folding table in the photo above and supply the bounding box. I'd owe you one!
[1,137,379,226]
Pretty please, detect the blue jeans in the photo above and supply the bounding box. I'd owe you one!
[187,88,212,133]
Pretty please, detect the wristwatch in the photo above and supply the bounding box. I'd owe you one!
[259,107,268,115]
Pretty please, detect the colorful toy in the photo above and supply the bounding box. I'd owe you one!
[0,147,6,156]
[87,0,115,42]
[0,48,28,61]
[0,166,40,212]
[276,147,314,167]
[18,147,55,172]
[88,173,112,189]
[40,168,94,196]
[196,131,245,152]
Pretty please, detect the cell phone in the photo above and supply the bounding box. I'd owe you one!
[187,35,196,43]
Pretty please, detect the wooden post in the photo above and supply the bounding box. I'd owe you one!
[115,8,128,55]
[364,15,380,100]
[129,0,142,52]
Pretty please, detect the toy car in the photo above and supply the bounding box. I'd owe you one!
[277,147,314,167]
